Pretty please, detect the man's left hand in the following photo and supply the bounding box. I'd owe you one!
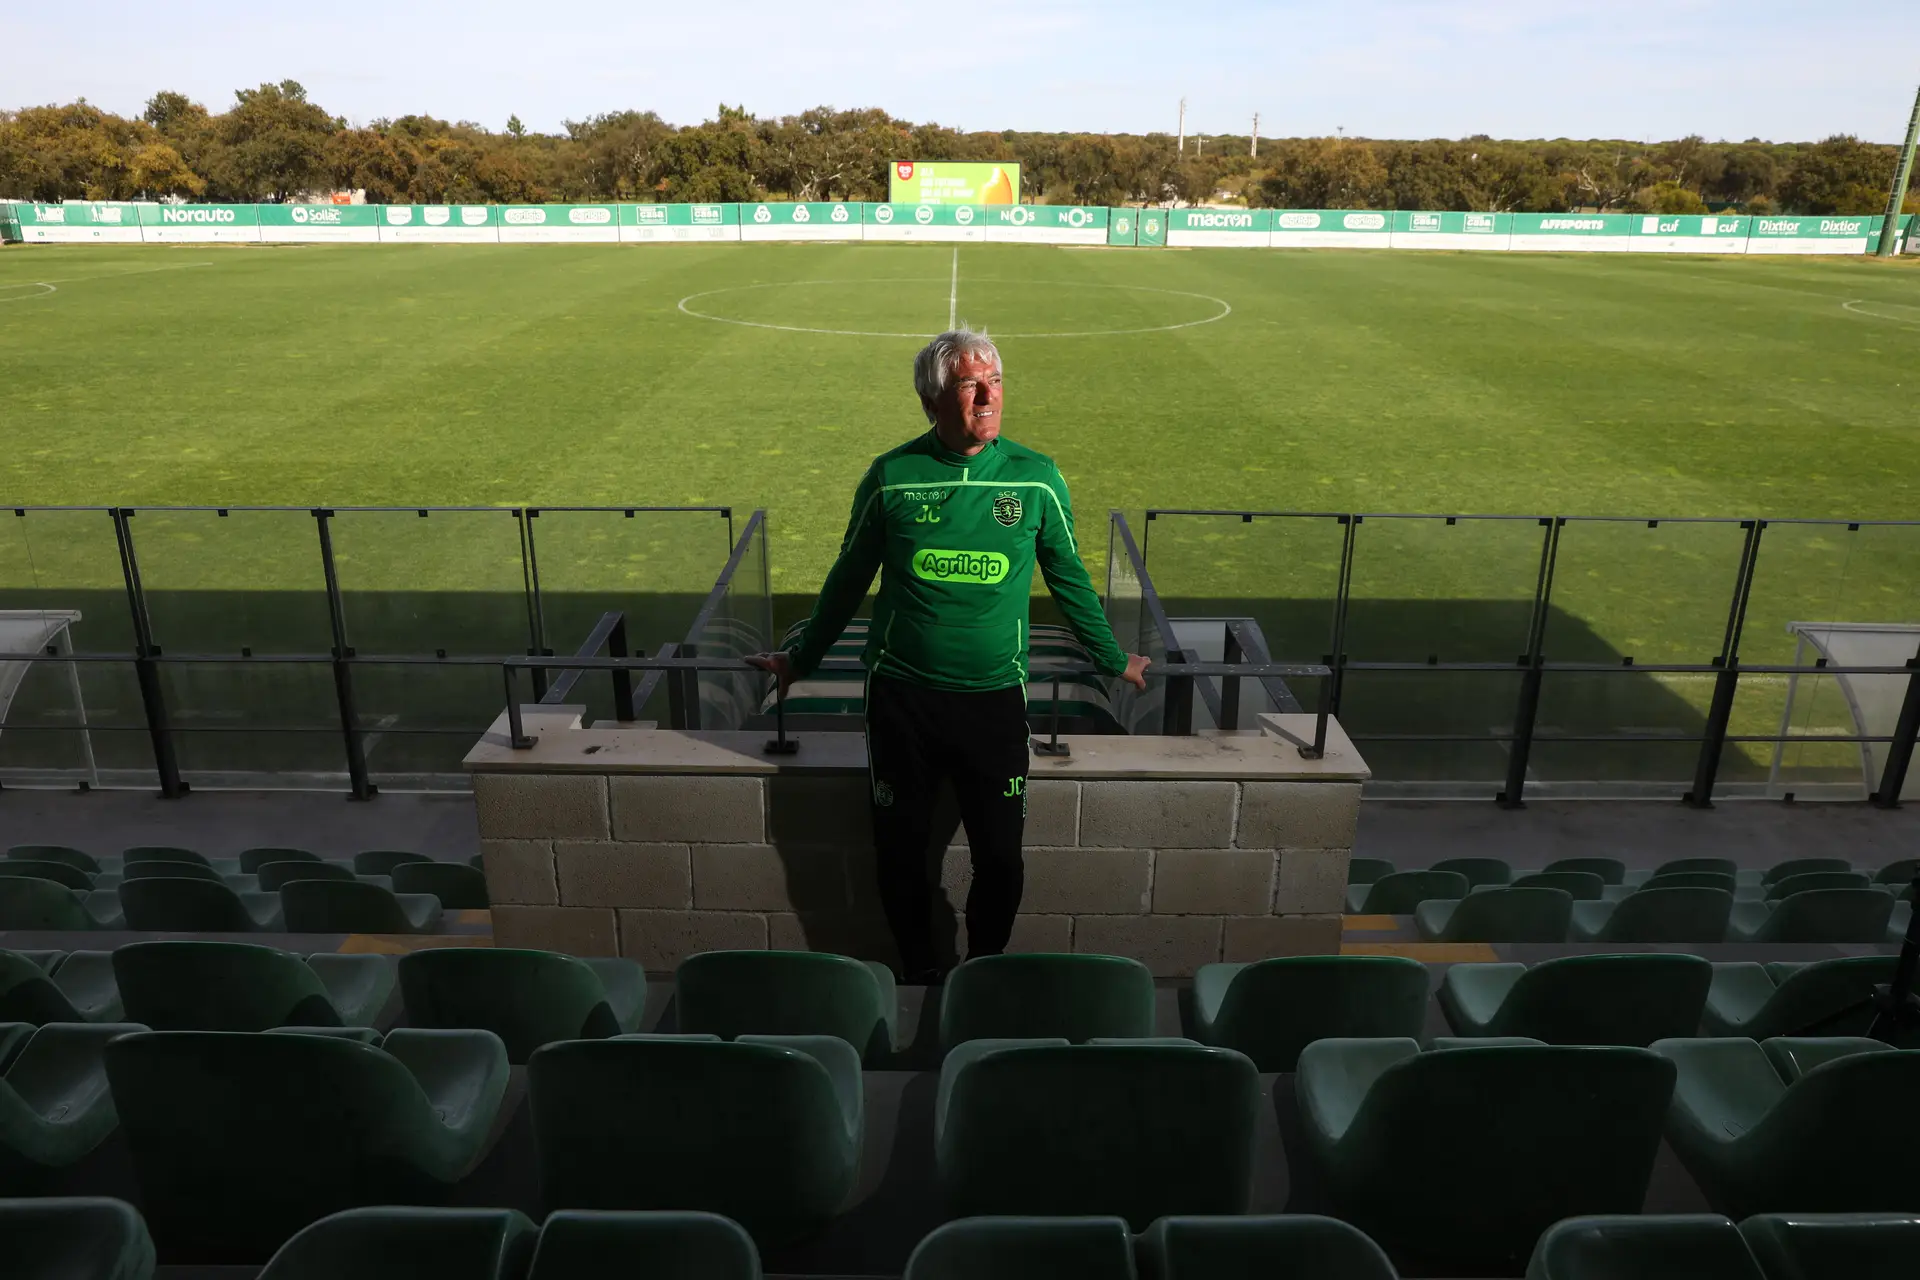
[1121,653,1150,691]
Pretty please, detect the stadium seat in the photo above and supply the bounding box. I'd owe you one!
[280,880,444,933]
[391,861,490,909]
[676,951,895,1061]
[1414,887,1573,942]
[113,941,395,1030]
[1760,857,1854,885]
[7,845,103,875]
[1603,871,1738,899]
[1630,857,1739,885]
[1650,1036,1920,1217]
[1737,1212,1920,1280]
[1502,871,1606,900]
[1873,858,1917,887]
[1189,955,1430,1071]
[105,1027,509,1259]
[937,1040,1257,1228]
[119,859,230,885]
[1724,888,1893,943]
[904,1216,1135,1280]
[0,1196,157,1280]
[122,846,217,868]
[0,860,94,892]
[1428,857,1512,888]
[1570,888,1734,943]
[1296,1039,1675,1272]
[354,850,433,877]
[0,950,121,1024]
[1438,954,1711,1045]
[467,853,485,871]
[0,878,116,930]
[1140,1215,1400,1280]
[398,947,644,1061]
[1540,857,1628,885]
[256,860,360,891]
[1346,857,1395,885]
[1,1022,149,1192]
[1702,957,1913,1043]
[1525,1214,1764,1280]
[256,1206,538,1280]
[1761,870,1871,899]
[529,1210,762,1280]
[939,953,1154,1048]
[528,1035,861,1244]
[238,847,322,875]
[118,877,284,931]
[1344,870,1469,914]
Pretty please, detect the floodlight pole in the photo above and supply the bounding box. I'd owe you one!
[1877,83,1920,258]
[1251,113,1259,158]
[1178,98,1187,155]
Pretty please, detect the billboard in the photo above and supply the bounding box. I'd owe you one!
[981,204,1107,245]
[1630,214,1750,254]
[1746,215,1876,255]
[861,203,988,242]
[138,203,260,243]
[257,204,381,243]
[1507,213,1635,253]
[738,202,860,242]
[889,161,1019,205]
[496,204,620,243]
[623,203,740,242]
[1389,210,1511,251]
[13,203,146,243]
[381,205,498,242]
[1271,209,1393,249]
[1166,207,1271,247]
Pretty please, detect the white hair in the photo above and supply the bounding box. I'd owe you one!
[914,328,1003,423]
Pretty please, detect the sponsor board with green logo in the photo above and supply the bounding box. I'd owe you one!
[1106,209,1139,246]
[1389,210,1511,251]
[739,202,861,242]
[12,202,147,243]
[495,204,620,243]
[1507,213,1635,253]
[1166,207,1271,247]
[981,204,1107,244]
[0,205,17,243]
[1746,214,1876,255]
[888,161,1019,205]
[257,203,381,242]
[861,203,987,242]
[622,203,740,242]
[1135,208,1167,246]
[1629,214,1750,254]
[1270,209,1393,249]
[138,203,260,243]
[381,205,498,242]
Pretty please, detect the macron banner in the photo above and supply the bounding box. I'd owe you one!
[13,202,145,243]
[138,203,259,243]
[258,204,381,243]
[1746,215,1876,255]
[1390,210,1510,250]
[382,205,498,242]
[861,203,987,242]
[1507,213,1635,253]
[982,204,1107,244]
[495,204,620,243]
[623,203,740,242]
[739,202,860,242]
[1167,207,1271,247]
[1630,214,1750,254]
[1270,209,1392,249]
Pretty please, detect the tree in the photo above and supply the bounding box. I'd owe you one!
[506,115,525,138]
[1258,136,1389,209]
[212,81,337,200]
[1634,180,1710,214]
[1779,135,1895,214]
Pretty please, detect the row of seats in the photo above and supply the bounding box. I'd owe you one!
[0,875,456,933]
[8,845,473,877]
[2,857,484,902]
[1350,854,1920,889]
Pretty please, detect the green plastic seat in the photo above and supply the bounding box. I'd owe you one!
[1439,954,1711,1045]
[122,846,213,868]
[1297,1039,1675,1273]
[938,1040,1258,1228]
[113,940,396,1030]
[0,861,94,892]
[1703,957,1912,1043]
[1429,857,1512,888]
[257,1206,538,1280]
[1725,889,1894,943]
[1873,858,1917,887]
[1346,857,1395,885]
[257,860,359,891]
[1141,1215,1400,1280]
[1345,870,1469,915]
[1737,1212,1920,1280]
[1760,857,1854,885]
[1525,1214,1762,1280]
[0,1196,157,1280]
[1,1022,150,1193]
[118,878,284,931]
[281,879,444,934]
[1541,857,1628,885]
[1414,887,1573,942]
[1190,955,1430,1071]
[0,878,110,930]
[1602,871,1738,900]
[940,953,1153,1048]
[354,850,433,877]
[105,1027,509,1260]
[399,947,644,1062]
[528,1210,761,1280]
[677,951,895,1062]
[528,1035,862,1244]
[1761,871,1870,899]
[0,951,121,1024]
[1651,1036,1920,1217]
[905,1216,1134,1280]
[391,861,491,909]
[1571,888,1733,944]
[120,859,225,884]
[1651,857,1739,880]
[7,846,102,875]
[1503,871,1606,900]
[239,847,322,875]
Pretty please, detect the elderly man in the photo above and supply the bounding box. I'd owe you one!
[751,328,1149,983]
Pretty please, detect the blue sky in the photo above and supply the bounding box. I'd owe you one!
[8,0,1916,141]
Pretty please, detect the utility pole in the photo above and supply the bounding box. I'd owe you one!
[1198,135,1205,157]
[1178,98,1187,155]
[1878,83,1920,257]
[1251,113,1259,158]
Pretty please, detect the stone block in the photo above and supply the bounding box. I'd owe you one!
[1079,781,1235,849]
[1005,913,1074,955]
[473,773,609,840]
[610,775,764,844]
[1236,781,1360,850]
[1024,779,1080,846]
[1072,914,1222,978]
[1151,849,1276,915]
[618,909,767,971]
[767,775,874,851]
[692,843,848,912]
[1021,847,1152,914]
[479,838,557,906]
[492,905,618,956]
[1223,913,1343,961]
[768,912,900,968]
[554,841,691,909]
[1274,848,1349,915]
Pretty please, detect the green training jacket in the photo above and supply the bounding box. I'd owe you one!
[785,430,1130,692]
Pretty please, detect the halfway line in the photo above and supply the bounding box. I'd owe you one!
[947,247,958,330]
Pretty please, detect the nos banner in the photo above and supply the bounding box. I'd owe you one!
[1630,214,1750,254]
[862,203,987,242]
[1167,208,1271,247]
[257,204,381,243]
[1507,213,1635,253]
[624,203,740,242]
[739,202,860,241]
[139,203,260,243]
[381,205,498,242]
[1390,210,1510,250]
[982,205,1107,244]
[13,202,145,243]
[1271,209,1392,249]
[496,205,620,243]
[1746,215,1877,255]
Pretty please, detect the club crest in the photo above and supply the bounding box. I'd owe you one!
[991,491,1023,527]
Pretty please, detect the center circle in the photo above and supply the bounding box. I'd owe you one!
[0,282,57,304]
[676,278,1232,339]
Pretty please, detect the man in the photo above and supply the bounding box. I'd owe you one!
[750,328,1149,983]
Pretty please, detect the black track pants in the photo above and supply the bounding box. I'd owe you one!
[865,673,1029,976]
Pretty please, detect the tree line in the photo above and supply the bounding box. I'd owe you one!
[1,81,1909,217]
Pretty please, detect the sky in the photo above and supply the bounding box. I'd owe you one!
[7,0,1917,142]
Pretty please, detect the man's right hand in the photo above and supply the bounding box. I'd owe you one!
[745,651,796,698]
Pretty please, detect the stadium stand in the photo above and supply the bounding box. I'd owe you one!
[1569,886,1736,943]
[0,950,120,1023]
[1438,954,1712,1045]
[938,953,1155,1047]
[0,1023,147,1192]
[676,950,897,1061]
[1189,955,1430,1070]
[397,948,644,1060]
[1413,887,1575,942]
[111,941,395,1030]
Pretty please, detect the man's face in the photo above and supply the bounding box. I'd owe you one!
[932,352,1003,451]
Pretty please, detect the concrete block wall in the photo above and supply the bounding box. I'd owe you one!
[476,770,1356,976]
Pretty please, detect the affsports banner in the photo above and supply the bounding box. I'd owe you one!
[861,203,987,242]
[381,205,498,242]
[11,202,145,243]
[1270,209,1393,249]
[982,204,1107,244]
[1630,214,1750,254]
[1507,213,1635,253]
[623,203,740,242]
[138,203,260,243]
[257,204,381,243]
[1745,215,1877,255]
[1389,210,1510,250]
[1167,207,1271,247]
[738,202,860,241]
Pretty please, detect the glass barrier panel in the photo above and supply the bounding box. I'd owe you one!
[350,660,501,788]
[1345,516,1547,662]
[1106,516,1161,733]
[1342,669,1525,787]
[126,508,332,654]
[694,517,772,731]
[165,659,346,784]
[1141,513,1347,663]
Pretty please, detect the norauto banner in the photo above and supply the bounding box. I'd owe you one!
[982,204,1107,244]
[1390,210,1511,250]
[1167,207,1271,247]
[623,203,740,242]
[1507,213,1635,252]
[1270,209,1392,249]
[495,204,620,243]
[861,203,987,242]
[1745,215,1877,255]
[739,202,860,241]
[381,205,498,242]
[1630,213,1750,254]
[11,202,145,243]
[138,203,260,243]
[257,204,381,242]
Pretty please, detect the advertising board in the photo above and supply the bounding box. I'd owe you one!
[380,205,498,242]
[1135,208,1167,247]
[138,203,260,243]
[1269,209,1393,249]
[257,204,381,243]
[981,204,1107,244]
[621,203,740,242]
[1106,209,1139,246]
[1166,207,1271,247]
[738,202,860,241]
[888,161,1019,205]
[495,205,621,243]
[1745,215,1876,255]
[1629,214,1750,254]
[1506,213,1634,253]
[861,203,987,242]
[13,202,146,243]
[1389,210,1511,250]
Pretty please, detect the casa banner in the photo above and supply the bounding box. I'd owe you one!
[257,204,382,242]
[862,203,987,242]
[1390,210,1510,250]
[739,202,860,241]
[1271,210,1392,249]
[888,161,1019,205]
[624,203,740,242]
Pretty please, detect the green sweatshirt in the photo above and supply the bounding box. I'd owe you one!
[786,431,1130,692]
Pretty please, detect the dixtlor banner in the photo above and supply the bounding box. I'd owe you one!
[739,202,860,241]
[1507,213,1634,253]
[1746,215,1876,255]
[495,204,620,243]
[1270,209,1392,249]
[1390,210,1510,250]
[982,204,1107,244]
[139,203,260,242]
[1167,207,1271,247]
[1135,208,1167,247]
[257,204,381,242]
[861,203,987,242]
[12,202,146,243]
[382,205,498,242]
[1107,209,1139,246]
[889,161,1019,205]
[1630,214,1749,254]
[623,203,739,242]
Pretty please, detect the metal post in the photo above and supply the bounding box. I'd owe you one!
[111,508,185,798]
[1686,520,1763,809]
[1499,517,1563,809]
[504,667,535,749]
[314,510,375,800]
[1327,516,1358,715]
[608,615,636,723]
[1220,622,1243,731]
[1034,671,1070,757]
[1161,650,1196,736]
[1877,84,1920,258]
[519,509,549,700]
[763,674,798,755]
[1871,659,1920,808]
[669,643,701,731]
